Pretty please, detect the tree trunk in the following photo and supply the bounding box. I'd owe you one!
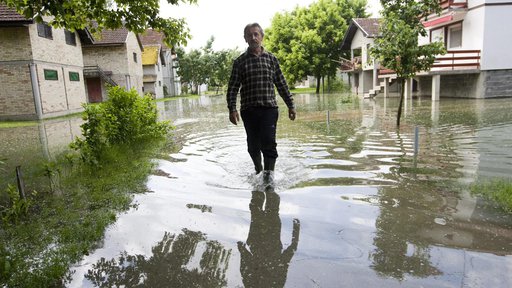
[397,78,405,127]
[316,77,321,94]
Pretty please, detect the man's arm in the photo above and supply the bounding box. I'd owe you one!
[272,56,296,120]
[226,58,241,124]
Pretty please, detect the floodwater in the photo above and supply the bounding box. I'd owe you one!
[3,94,512,287]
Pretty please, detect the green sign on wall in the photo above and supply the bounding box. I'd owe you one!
[44,69,58,80]
[69,71,80,81]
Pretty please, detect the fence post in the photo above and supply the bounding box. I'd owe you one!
[15,166,26,200]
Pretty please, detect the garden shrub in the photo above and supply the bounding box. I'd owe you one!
[72,87,172,163]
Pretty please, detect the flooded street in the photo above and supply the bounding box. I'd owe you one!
[3,94,512,287]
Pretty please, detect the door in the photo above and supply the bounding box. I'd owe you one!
[86,77,102,103]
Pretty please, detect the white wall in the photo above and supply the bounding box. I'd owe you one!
[481,2,512,70]
[463,2,485,52]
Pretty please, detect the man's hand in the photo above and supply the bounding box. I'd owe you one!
[288,108,296,121]
[229,111,240,125]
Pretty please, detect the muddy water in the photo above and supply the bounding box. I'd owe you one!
[3,94,512,287]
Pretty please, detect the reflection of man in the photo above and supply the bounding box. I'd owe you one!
[238,186,300,287]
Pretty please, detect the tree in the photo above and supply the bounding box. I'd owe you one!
[209,49,240,94]
[266,0,368,93]
[371,0,446,127]
[177,38,240,95]
[0,0,196,47]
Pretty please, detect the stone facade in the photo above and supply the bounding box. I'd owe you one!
[0,63,35,118]
[82,31,143,99]
[125,32,143,95]
[0,17,87,120]
[417,70,512,99]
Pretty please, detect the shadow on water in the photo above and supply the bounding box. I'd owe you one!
[2,94,512,287]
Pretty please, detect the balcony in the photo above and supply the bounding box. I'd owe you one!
[339,56,362,72]
[377,50,481,76]
[439,0,467,10]
[431,50,480,71]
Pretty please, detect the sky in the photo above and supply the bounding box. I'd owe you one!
[159,0,382,51]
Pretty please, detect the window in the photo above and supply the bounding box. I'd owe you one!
[431,27,444,44]
[37,22,53,39]
[69,71,80,81]
[44,69,58,80]
[159,81,161,87]
[448,24,462,48]
[366,43,372,65]
[65,30,76,46]
[133,52,138,63]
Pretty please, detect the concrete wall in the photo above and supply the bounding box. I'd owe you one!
[482,70,512,97]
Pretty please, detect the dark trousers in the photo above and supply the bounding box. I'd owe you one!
[241,107,278,171]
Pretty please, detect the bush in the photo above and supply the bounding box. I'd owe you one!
[71,86,172,163]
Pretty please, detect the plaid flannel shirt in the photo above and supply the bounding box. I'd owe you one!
[226,49,294,112]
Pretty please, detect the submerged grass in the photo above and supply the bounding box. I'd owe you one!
[470,178,512,212]
[0,140,171,287]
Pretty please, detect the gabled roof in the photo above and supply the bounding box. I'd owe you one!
[88,26,129,45]
[0,3,33,25]
[83,22,144,51]
[140,29,166,49]
[142,45,160,65]
[341,18,381,50]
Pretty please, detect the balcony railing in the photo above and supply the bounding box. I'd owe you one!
[440,0,467,9]
[376,50,480,76]
[83,65,117,86]
[339,56,362,71]
[431,49,480,70]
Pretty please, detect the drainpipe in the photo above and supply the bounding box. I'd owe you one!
[29,63,43,120]
[373,59,378,88]
[62,67,70,110]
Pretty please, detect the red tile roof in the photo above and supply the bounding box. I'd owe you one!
[139,29,172,51]
[0,3,32,23]
[91,27,129,45]
[353,18,380,37]
[341,18,381,50]
[140,29,163,45]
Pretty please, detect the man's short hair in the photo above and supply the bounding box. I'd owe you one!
[244,23,264,37]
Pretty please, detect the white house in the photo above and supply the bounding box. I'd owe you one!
[341,0,512,99]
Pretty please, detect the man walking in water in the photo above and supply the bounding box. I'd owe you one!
[226,23,296,180]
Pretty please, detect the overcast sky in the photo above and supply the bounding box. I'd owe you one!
[159,0,382,51]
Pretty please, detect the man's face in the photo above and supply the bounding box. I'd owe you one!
[244,27,263,49]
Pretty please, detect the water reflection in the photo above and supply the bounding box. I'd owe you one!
[238,185,300,288]
[3,94,512,287]
[84,229,231,287]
